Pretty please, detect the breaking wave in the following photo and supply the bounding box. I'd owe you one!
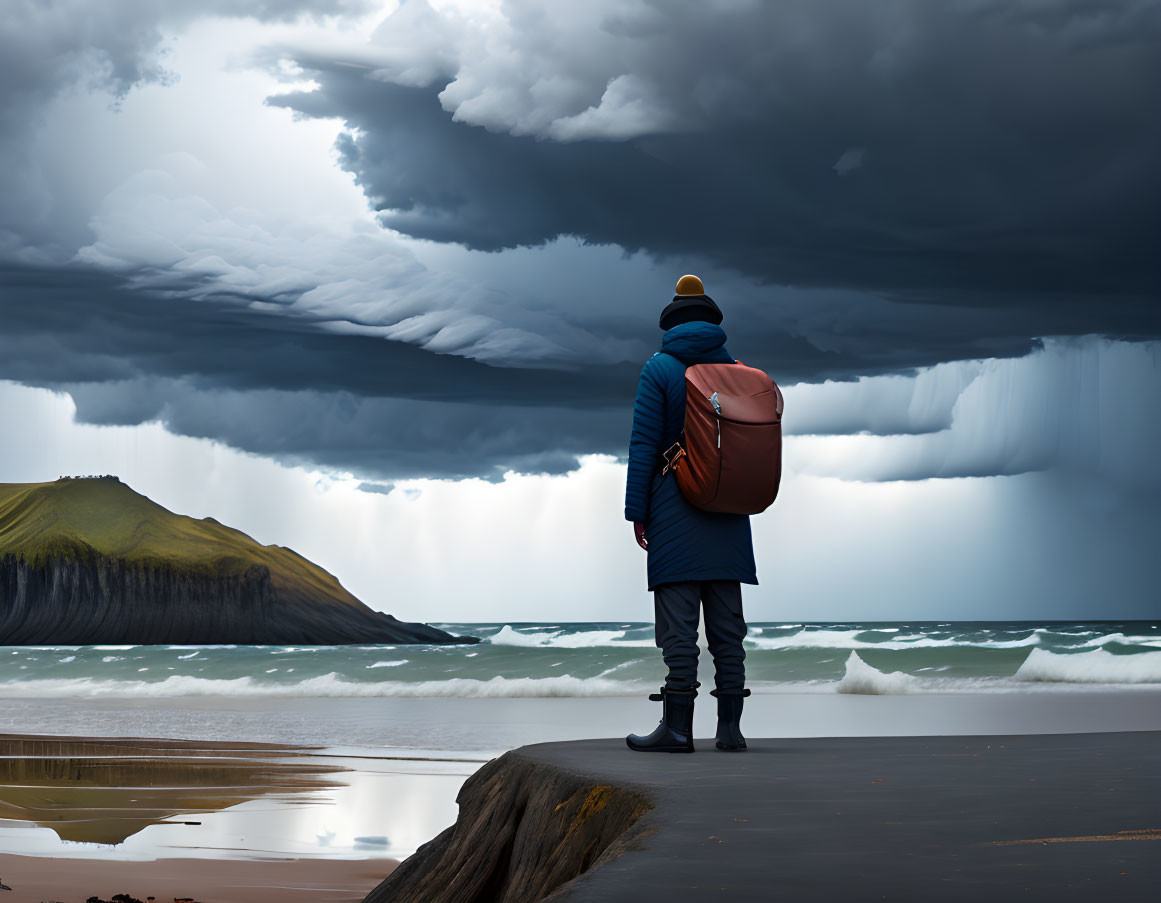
[1014,648,1161,684]
[836,652,922,694]
[487,625,654,648]
[746,628,1045,651]
[0,672,647,699]
[1074,633,1161,649]
[834,648,1161,694]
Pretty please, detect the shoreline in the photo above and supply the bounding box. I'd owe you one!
[3,689,1159,754]
[2,690,1160,901]
[0,714,1156,896]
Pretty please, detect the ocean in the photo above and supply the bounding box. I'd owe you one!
[2,621,1159,701]
[1,620,1159,863]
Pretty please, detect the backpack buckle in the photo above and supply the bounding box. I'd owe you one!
[660,442,685,476]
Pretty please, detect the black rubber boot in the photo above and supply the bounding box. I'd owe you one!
[711,688,750,751]
[626,686,697,753]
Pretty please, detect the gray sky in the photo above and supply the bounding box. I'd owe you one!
[0,1,1158,621]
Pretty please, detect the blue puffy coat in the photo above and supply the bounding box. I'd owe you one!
[624,321,758,590]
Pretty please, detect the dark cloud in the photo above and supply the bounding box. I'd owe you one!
[0,265,634,404]
[0,262,636,479]
[2,2,1159,486]
[272,0,1160,305]
[4,262,1158,486]
[3,261,1159,492]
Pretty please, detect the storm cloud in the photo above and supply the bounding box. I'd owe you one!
[0,262,639,479]
[271,0,1160,300]
[0,1,1157,623]
[0,0,1158,488]
[4,262,1158,491]
[67,155,1155,383]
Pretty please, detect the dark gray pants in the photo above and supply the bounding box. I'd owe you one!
[653,580,747,694]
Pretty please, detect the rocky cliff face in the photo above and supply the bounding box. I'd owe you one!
[363,748,654,903]
[0,553,470,645]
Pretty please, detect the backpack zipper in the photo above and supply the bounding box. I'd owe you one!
[709,392,722,448]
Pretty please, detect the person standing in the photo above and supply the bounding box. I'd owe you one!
[624,275,756,754]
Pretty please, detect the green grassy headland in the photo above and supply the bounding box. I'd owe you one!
[0,476,364,609]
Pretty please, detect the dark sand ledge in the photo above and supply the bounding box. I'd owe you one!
[366,731,1161,903]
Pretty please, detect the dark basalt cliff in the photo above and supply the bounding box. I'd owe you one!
[0,477,476,645]
[0,553,465,645]
[364,747,654,903]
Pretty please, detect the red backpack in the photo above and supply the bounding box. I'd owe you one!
[660,361,784,515]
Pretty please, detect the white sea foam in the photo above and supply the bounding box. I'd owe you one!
[1074,633,1160,649]
[1014,648,1161,684]
[831,648,1161,694]
[367,660,409,668]
[746,628,1043,651]
[0,672,647,698]
[487,626,562,647]
[487,625,654,648]
[594,661,639,678]
[745,629,865,650]
[835,651,920,694]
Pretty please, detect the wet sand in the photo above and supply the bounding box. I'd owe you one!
[0,852,395,902]
[0,733,348,846]
[0,733,402,902]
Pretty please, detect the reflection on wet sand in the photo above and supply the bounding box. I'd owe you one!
[0,733,347,846]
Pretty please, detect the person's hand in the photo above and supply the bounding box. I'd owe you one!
[633,521,648,551]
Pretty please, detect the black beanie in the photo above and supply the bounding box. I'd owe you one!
[659,294,723,331]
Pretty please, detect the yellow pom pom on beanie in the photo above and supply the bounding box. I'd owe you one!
[659,274,722,330]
